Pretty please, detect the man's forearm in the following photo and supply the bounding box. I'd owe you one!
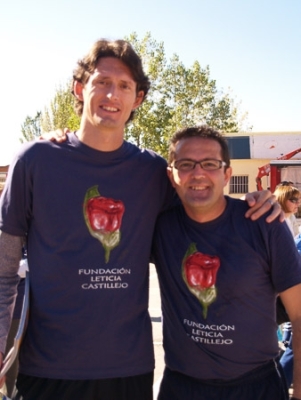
[0,231,24,354]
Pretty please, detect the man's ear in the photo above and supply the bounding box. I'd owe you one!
[132,90,144,110]
[167,166,176,188]
[224,166,232,187]
[73,81,84,101]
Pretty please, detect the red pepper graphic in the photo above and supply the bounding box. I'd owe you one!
[83,186,125,263]
[182,243,220,318]
[87,197,124,232]
[185,252,220,289]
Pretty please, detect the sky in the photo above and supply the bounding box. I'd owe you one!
[0,0,300,165]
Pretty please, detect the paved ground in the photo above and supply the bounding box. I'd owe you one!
[149,264,164,398]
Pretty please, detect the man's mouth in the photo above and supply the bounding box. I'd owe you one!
[101,105,119,112]
[190,185,208,191]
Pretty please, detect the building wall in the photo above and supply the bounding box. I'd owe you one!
[0,165,9,197]
[225,132,301,198]
[225,159,269,198]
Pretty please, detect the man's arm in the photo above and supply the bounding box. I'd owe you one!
[0,231,24,388]
[280,284,301,399]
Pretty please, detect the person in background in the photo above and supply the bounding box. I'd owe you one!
[152,125,301,400]
[278,181,294,187]
[274,184,301,389]
[274,184,301,238]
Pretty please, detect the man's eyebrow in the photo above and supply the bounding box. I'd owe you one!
[120,79,135,86]
[93,73,135,86]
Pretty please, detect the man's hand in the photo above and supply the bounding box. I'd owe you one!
[243,190,284,222]
[39,128,69,142]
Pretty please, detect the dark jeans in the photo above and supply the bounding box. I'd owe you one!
[13,371,154,400]
[158,360,288,400]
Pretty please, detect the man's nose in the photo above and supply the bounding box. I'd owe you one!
[191,163,206,176]
[106,84,119,100]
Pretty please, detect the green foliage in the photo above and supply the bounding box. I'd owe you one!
[125,32,248,158]
[41,81,80,132]
[20,32,249,158]
[20,112,42,143]
[20,82,80,143]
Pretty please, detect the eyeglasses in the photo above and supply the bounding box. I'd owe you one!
[288,198,301,204]
[172,159,227,172]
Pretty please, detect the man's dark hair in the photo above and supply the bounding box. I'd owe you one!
[168,125,230,169]
[72,39,150,122]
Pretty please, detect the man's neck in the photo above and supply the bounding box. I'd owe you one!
[77,126,124,152]
[184,197,227,224]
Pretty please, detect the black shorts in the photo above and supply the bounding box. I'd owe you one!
[158,360,289,400]
[14,371,153,400]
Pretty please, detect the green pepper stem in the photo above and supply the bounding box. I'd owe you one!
[105,247,111,263]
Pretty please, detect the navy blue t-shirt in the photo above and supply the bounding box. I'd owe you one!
[0,132,173,379]
[152,197,301,380]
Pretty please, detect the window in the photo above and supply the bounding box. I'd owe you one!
[229,175,249,194]
[226,137,250,159]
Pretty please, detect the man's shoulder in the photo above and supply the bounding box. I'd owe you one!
[12,134,77,166]
[157,203,182,224]
[225,196,250,216]
[126,145,168,178]
[226,196,276,227]
[136,146,167,165]
[15,136,66,157]
[226,196,247,207]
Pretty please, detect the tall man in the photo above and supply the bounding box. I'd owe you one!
[152,125,301,400]
[0,39,280,400]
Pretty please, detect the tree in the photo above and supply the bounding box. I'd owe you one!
[125,32,250,158]
[20,83,80,144]
[41,82,80,132]
[20,112,42,143]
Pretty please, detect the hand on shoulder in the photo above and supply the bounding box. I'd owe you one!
[39,128,70,142]
[243,190,284,223]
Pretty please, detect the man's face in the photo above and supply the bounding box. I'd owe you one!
[167,137,232,222]
[75,57,144,134]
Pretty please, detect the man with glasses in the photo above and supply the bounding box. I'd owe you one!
[152,125,301,400]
